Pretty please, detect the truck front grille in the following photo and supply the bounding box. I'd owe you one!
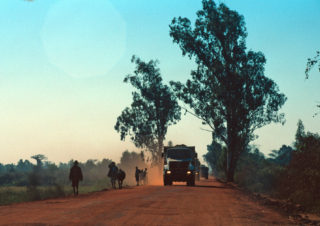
[169,161,189,172]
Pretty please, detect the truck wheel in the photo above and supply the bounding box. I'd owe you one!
[163,177,168,186]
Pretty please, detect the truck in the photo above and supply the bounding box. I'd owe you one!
[163,145,198,186]
[200,165,209,179]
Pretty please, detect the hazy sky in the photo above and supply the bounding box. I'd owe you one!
[0,0,319,165]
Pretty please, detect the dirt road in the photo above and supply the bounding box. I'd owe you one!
[0,178,292,225]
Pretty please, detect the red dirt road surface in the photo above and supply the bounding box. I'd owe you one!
[0,178,292,225]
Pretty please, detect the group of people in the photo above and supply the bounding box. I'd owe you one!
[69,161,148,196]
[135,167,148,186]
[68,160,126,196]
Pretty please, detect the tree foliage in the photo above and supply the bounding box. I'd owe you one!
[268,145,293,166]
[169,0,286,181]
[0,157,114,187]
[205,119,320,211]
[305,50,320,79]
[279,130,320,209]
[115,56,181,165]
[235,148,282,193]
[31,154,47,168]
[305,52,320,112]
[295,119,305,146]
[203,140,227,178]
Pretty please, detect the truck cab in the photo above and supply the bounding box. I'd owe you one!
[163,145,198,186]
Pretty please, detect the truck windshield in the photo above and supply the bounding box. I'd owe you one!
[167,149,192,160]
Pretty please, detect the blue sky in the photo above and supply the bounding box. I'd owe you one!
[0,0,319,164]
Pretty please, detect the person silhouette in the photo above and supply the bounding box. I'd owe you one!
[108,162,118,189]
[135,166,141,186]
[69,160,83,196]
[143,168,148,185]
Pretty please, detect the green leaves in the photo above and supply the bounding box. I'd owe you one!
[279,130,320,209]
[305,50,320,79]
[115,56,181,162]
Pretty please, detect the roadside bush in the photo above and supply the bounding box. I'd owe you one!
[204,119,320,213]
[234,149,283,194]
[277,133,320,210]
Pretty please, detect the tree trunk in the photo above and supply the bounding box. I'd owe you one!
[157,136,164,174]
[227,158,236,182]
[226,137,241,182]
[226,125,237,182]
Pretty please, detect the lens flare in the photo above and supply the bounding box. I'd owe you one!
[42,0,126,79]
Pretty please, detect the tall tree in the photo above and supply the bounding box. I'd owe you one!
[169,0,286,181]
[115,56,181,167]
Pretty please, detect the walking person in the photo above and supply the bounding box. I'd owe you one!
[135,166,141,186]
[69,160,83,196]
[108,162,118,189]
[143,168,148,185]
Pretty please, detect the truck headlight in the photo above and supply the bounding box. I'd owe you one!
[187,171,191,175]
[166,170,171,174]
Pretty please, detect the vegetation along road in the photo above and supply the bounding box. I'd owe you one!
[0,178,292,225]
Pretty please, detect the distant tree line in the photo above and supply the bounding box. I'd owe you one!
[204,119,320,211]
[0,157,109,187]
[0,150,146,188]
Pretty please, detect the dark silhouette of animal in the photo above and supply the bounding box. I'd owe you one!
[117,169,126,189]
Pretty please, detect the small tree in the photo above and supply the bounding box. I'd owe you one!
[31,154,47,168]
[115,56,181,168]
[295,119,305,146]
[169,0,286,181]
[28,154,47,200]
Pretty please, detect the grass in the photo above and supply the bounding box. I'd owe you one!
[0,186,30,205]
[0,180,113,206]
